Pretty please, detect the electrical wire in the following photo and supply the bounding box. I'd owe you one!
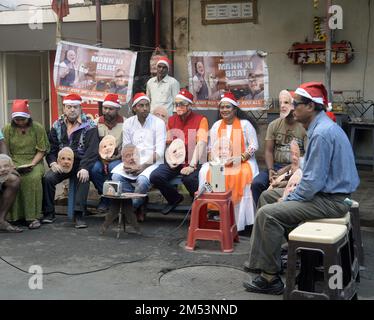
[0,206,193,277]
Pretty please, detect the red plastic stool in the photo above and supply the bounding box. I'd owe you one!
[185,190,239,253]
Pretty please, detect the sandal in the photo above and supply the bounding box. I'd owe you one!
[28,219,41,230]
[0,221,23,233]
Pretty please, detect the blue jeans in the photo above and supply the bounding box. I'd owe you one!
[251,163,286,208]
[90,159,121,206]
[112,173,151,209]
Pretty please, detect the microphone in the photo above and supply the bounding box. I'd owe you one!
[194,182,213,201]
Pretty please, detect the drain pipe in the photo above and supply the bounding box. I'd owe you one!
[155,0,161,48]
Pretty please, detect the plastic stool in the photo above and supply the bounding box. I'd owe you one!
[185,190,239,253]
[284,222,357,300]
[349,200,364,267]
[312,213,359,281]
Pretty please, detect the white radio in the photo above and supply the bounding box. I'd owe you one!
[209,161,226,192]
[103,181,122,197]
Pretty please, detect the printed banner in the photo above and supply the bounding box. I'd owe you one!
[54,41,137,103]
[188,51,269,110]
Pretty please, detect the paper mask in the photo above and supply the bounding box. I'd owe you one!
[57,147,74,173]
[211,137,232,164]
[122,145,140,168]
[0,154,14,183]
[279,90,294,119]
[152,106,168,124]
[99,135,116,160]
[165,138,186,169]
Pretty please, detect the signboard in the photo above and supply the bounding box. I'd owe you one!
[201,0,257,25]
[53,41,137,103]
[188,50,269,110]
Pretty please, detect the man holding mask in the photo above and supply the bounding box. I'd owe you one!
[42,94,99,228]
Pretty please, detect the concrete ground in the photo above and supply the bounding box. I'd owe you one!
[0,169,373,300]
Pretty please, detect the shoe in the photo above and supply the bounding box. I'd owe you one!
[41,213,56,224]
[74,212,87,229]
[243,260,261,274]
[97,199,109,213]
[161,195,184,215]
[243,275,284,295]
[136,206,146,222]
[28,219,41,230]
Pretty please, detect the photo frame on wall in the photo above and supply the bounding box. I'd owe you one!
[201,0,258,25]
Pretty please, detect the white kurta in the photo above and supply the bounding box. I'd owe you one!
[198,119,259,231]
[111,114,166,180]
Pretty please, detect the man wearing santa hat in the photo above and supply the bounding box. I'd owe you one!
[90,93,125,212]
[146,56,180,116]
[243,82,360,295]
[42,93,99,229]
[150,89,208,215]
[110,92,166,224]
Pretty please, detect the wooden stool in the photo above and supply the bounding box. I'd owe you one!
[284,222,357,300]
[185,190,239,253]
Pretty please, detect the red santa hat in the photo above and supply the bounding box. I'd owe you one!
[156,56,171,69]
[63,94,82,106]
[326,111,337,122]
[175,89,193,104]
[132,92,150,107]
[219,92,239,107]
[103,94,121,108]
[295,82,328,106]
[12,99,31,119]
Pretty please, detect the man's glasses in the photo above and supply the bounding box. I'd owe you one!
[175,102,189,108]
[292,100,306,108]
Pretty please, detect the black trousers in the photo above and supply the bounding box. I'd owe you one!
[43,170,90,216]
[150,164,200,204]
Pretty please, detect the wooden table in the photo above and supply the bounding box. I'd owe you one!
[102,193,147,239]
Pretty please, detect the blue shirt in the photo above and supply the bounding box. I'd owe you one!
[285,111,360,202]
[0,129,4,140]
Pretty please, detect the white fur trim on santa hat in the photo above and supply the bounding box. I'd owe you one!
[103,100,121,108]
[156,59,169,69]
[63,99,81,106]
[132,95,150,107]
[295,88,324,105]
[12,112,30,119]
[220,97,239,107]
[175,94,193,104]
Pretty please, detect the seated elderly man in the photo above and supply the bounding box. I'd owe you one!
[106,92,166,226]
[0,133,22,233]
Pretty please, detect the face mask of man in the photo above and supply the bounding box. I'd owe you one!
[57,147,74,173]
[99,135,116,160]
[0,155,14,183]
[165,138,186,169]
[279,90,294,119]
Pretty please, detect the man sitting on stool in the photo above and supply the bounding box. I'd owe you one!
[242,82,360,295]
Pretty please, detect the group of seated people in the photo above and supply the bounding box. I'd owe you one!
[0,80,360,296]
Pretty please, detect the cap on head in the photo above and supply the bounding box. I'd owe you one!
[132,92,150,108]
[12,99,30,119]
[175,89,193,104]
[219,92,239,107]
[103,93,121,108]
[63,94,82,106]
[295,82,328,107]
[156,56,171,69]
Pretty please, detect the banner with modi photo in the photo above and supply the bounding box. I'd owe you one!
[188,50,269,110]
[54,41,137,103]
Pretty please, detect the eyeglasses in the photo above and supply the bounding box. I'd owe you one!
[175,102,189,108]
[292,100,306,108]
